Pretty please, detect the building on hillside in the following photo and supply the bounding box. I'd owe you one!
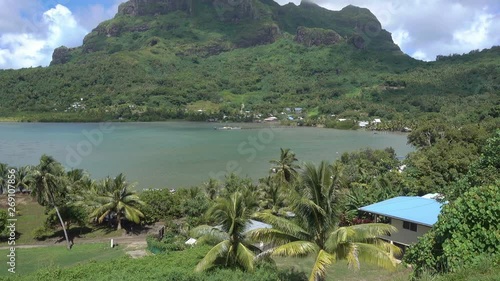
[359,195,444,248]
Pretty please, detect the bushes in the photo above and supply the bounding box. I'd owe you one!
[32,226,54,241]
[146,232,187,254]
[404,185,500,277]
[415,255,500,281]
[6,246,306,281]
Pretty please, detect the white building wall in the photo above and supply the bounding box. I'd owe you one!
[380,218,432,245]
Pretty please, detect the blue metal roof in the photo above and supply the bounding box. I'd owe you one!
[359,196,444,227]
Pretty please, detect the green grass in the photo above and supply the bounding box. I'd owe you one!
[274,256,411,281]
[0,195,47,246]
[0,243,126,276]
[0,195,125,245]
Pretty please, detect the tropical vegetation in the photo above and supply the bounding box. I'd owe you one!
[0,0,497,136]
[0,126,498,280]
[251,161,400,281]
[0,0,497,279]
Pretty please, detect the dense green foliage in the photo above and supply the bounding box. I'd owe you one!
[0,245,309,281]
[403,124,488,195]
[1,125,498,280]
[193,191,258,272]
[414,255,500,281]
[251,161,400,281]
[0,0,497,130]
[404,185,499,277]
[401,131,500,280]
[403,131,500,277]
[0,210,7,234]
[81,174,145,230]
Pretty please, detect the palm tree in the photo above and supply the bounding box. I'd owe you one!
[249,161,400,281]
[258,175,284,213]
[29,155,72,249]
[193,192,258,272]
[0,163,9,194]
[89,173,144,230]
[16,166,33,193]
[270,148,300,184]
[204,178,220,200]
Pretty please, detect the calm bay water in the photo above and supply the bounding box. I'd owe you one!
[0,122,413,189]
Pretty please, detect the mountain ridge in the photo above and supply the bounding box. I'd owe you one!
[0,0,498,128]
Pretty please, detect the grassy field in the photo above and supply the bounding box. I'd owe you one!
[0,195,47,246]
[274,256,411,281]
[0,195,126,246]
[0,243,126,276]
[0,245,412,281]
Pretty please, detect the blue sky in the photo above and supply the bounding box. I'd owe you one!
[0,0,498,69]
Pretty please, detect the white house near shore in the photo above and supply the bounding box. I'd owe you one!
[359,195,444,248]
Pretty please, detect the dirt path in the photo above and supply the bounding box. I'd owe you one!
[0,234,148,250]
[0,235,150,259]
[0,235,146,250]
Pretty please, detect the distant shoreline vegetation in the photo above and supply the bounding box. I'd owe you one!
[0,111,415,132]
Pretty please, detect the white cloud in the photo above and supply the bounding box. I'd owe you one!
[392,28,411,49]
[74,0,127,31]
[453,13,493,47]
[0,4,88,69]
[412,50,428,61]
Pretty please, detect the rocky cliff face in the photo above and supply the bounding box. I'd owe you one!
[213,0,259,22]
[294,26,342,46]
[117,0,259,22]
[236,24,280,47]
[50,46,72,66]
[117,0,193,16]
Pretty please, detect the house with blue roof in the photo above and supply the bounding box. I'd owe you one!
[359,195,445,247]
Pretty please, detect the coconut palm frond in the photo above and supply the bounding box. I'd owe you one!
[345,242,400,271]
[271,241,318,257]
[348,223,398,240]
[247,228,298,245]
[195,240,230,272]
[123,204,144,223]
[235,243,256,272]
[253,210,310,240]
[309,249,335,281]
[191,225,229,243]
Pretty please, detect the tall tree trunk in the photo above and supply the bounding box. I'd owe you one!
[54,205,72,250]
[117,212,122,230]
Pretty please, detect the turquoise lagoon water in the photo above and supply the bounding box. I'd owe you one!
[0,122,413,189]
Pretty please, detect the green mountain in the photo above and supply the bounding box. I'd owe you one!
[0,0,498,127]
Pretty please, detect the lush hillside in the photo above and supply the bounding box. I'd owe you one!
[0,0,498,127]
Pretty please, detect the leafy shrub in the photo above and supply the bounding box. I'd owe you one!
[0,209,7,234]
[146,231,187,254]
[404,185,500,277]
[32,226,53,241]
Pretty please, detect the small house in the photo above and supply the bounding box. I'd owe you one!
[358,121,369,127]
[359,195,444,248]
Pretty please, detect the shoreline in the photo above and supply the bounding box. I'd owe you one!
[0,119,411,134]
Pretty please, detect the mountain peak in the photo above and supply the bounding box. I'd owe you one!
[117,0,260,22]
